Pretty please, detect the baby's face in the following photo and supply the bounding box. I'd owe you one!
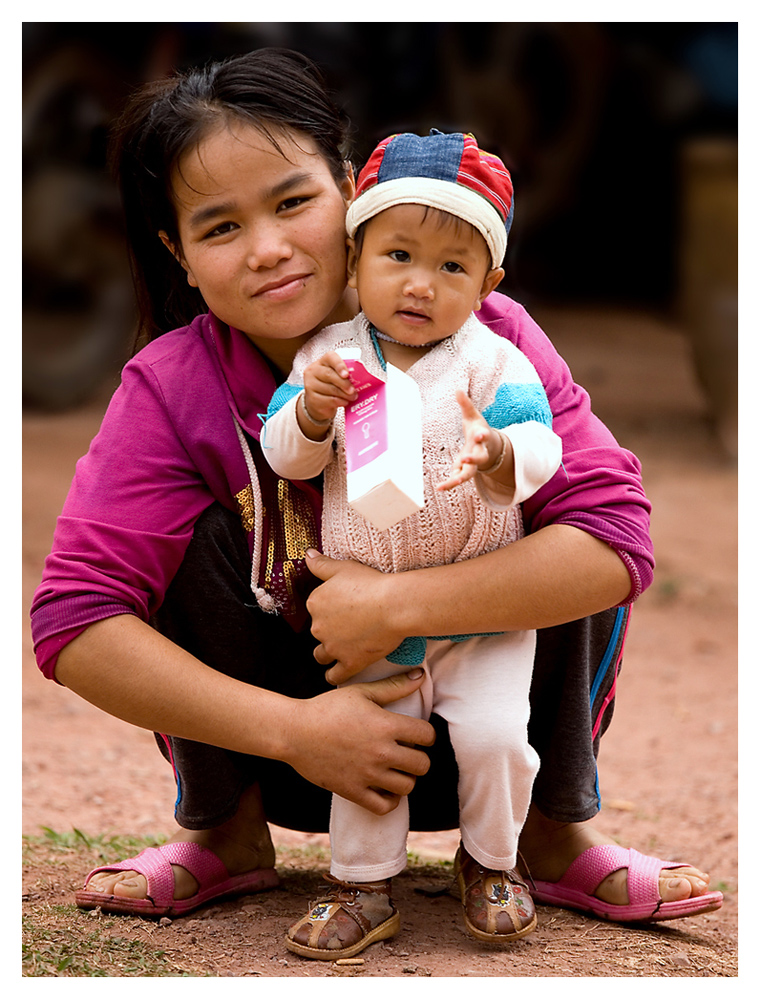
[346,205,501,346]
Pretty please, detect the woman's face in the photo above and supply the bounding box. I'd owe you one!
[165,121,355,362]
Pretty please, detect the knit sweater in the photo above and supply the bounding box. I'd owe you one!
[263,313,562,575]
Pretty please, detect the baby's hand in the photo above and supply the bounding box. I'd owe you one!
[437,389,501,492]
[302,352,358,424]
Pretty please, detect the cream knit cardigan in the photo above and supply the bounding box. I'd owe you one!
[263,312,562,576]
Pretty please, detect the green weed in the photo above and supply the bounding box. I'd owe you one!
[21,910,195,977]
[23,829,167,866]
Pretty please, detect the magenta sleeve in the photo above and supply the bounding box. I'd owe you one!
[476,294,654,600]
[30,355,224,677]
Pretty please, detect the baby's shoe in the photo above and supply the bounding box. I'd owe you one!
[285,874,400,960]
[455,844,537,941]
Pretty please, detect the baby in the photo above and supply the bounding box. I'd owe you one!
[264,130,562,958]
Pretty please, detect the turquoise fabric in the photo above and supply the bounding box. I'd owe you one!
[483,382,553,430]
[266,381,301,420]
[386,631,500,666]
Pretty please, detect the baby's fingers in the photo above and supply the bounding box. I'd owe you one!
[310,363,356,399]
[455,388,483,420]
[322,351,353,380]
[464,425,489,447]
[437,459,477,492]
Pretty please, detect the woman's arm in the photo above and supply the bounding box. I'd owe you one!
[308,296,646,683]
[479,293,654,593]
[307,524,630,683]
[54,614,435,815]
[31,334,243,681]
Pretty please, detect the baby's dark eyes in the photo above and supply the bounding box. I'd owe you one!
[386,251,465,272]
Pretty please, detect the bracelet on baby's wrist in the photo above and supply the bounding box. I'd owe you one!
[480,430,508,475]
[300,392,334,429]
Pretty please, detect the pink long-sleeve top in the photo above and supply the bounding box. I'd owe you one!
[30,293,654,681]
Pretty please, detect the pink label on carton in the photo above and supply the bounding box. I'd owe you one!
[343,359,388,473]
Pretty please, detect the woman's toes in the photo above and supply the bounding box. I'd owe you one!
[659,868,709,901]
[85,870,149,899]
[660,876,693,902]
[85,864,198,901]
[595,865,710,906]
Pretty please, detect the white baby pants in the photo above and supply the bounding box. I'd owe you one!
[329,630,540,881]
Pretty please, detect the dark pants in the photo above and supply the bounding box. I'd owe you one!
[152,503,629,833]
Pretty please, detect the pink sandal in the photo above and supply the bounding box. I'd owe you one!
[75,842,279,917]
[529,845,723,923]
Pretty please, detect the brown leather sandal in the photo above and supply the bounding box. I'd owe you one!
[455,844,537,941]
[285,874,400,960]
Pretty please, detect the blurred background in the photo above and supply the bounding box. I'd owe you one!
[22,20,738,451]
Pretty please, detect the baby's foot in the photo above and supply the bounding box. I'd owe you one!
[455,845,537,941]
[285,876,399,959]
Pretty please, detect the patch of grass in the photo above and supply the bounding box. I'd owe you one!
[22,829,193,976]
[21,909,196,977]
[23,829,169,875]
[274,842,330,867]
[405,851,453,868]
[715,880,736,894]
[25,828,167,856]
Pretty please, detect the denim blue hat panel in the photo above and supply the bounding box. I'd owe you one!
[377,131,465,185]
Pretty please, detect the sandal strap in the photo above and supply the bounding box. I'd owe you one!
[312,875,392,934]
[460,862,529,896]
[562,846,670,906]
[456,848,536,939]
[299,898,370,938]
[290,876,395,950]
[82,843,230,909]
[323,873,392,897]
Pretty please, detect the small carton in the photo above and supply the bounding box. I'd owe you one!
[338,349,424,530]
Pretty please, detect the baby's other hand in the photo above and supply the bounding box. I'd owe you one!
[437,390,495,492]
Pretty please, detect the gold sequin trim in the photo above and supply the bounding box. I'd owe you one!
[263,479,319,599]
[234,484,257,534]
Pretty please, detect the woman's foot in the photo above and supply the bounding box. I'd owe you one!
[518,805,712,907]
[81,784,276,903]
[285,875,399,959]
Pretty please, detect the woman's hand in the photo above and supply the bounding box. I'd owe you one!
[281,671,436,815]
[307,527,632,663]
[55,616,435,817]
[306,550,408,685]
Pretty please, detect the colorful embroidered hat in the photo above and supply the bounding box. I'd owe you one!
[345,129,514,268]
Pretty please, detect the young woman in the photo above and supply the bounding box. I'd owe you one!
[31,47,721,927]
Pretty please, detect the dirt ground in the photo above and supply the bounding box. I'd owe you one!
[21,306,739,978]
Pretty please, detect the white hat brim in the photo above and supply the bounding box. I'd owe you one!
[345,177,506,267]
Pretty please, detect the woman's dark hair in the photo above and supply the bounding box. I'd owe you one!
[109,48,352,345]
